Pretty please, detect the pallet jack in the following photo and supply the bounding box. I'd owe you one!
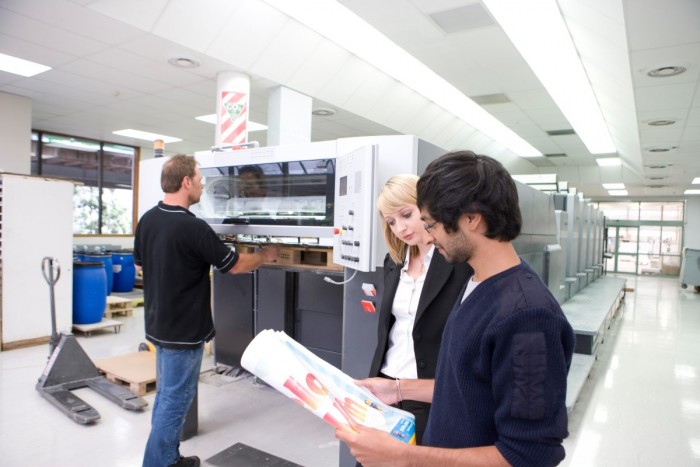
[36,257,148,424]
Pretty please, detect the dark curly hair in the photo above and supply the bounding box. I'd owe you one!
[416,150,521,241]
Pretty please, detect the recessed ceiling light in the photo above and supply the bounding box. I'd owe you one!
[684,189,700,195]
[647,119,677,126]
[692,177,700,184]
[0,52,51,77]
[312,108,335,116]
[647,65,687,78]
[602,183,625,190]
[608,190,628,196]
[596,157,622,167]
[112,129,182,144]
[168,57,200,68]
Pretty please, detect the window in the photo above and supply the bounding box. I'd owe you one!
[31,132,138,235]
[599,202,639,221]
[599,201,684,276]
[640,202,663,221]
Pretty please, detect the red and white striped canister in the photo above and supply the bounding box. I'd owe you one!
[216,71,250,148]
[219,91,248,146]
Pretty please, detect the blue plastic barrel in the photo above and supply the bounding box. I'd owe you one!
[112,252,136,292]
[73,261,107,324]
[84,253,114,295]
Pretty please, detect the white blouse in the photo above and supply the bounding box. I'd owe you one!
[381,246,434,379]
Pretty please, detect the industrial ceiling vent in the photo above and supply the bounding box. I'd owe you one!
[546,129,576,136]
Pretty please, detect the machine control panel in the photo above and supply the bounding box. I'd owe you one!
[333,145,377,272]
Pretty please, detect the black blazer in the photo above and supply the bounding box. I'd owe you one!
[369,250,473,379]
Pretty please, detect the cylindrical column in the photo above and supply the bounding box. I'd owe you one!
[267,86,312,146]
[216,71,251,147]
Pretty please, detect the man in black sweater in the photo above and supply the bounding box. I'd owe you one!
[337,151,575,466]
[135,154,277,467]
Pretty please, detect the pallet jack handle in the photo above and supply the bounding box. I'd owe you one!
[41,256,61,356]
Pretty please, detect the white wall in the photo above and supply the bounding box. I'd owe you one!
[685,198,700,250]
[2,175,74,343]
[0,92,31,174]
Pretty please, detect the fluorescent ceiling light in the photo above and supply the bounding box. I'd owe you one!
[263,0,542,158]
[195,114,217,124]
[0,52,51,77]
[529,183,558,191]
[602,183,625,190]
[195,114,267,132]
[512,173,557,184]
[692,177,700,184]
[596,157,622,167]
[246,121,268,132]
[608,190,628,196]
[112,129,181,144]
[685,189,700,195]
[482,0,615,154]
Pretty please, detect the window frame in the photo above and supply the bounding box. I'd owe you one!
[31,130,140,236]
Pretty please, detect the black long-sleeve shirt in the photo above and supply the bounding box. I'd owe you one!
[134,202,238,349]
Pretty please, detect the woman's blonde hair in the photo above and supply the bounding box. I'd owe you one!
[377,174,421,265]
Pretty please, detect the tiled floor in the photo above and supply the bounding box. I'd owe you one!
[1,274,699,466]
[0,303,337,467]
[561,274,700,466]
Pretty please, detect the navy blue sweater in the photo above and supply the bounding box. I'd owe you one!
[424,261,575,466]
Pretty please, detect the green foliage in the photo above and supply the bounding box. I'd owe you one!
[73,187,132,234]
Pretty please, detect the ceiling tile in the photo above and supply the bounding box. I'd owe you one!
[625,0,700,51]
[0,9,107,59]
[251,20,323,86]
[286,41,354,97]
[205,1,288,71]
[4,0,144,45]
[635,82,697,112]
[152,0,243,52]
[86,0,168,34]
[329,64,394,115]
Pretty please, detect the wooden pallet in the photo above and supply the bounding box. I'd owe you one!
[104,295,134,318]
[104,373,156,396]
[95,351,156,396]
[72,319,123,336]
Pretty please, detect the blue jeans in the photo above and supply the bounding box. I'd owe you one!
[143,344,203,467]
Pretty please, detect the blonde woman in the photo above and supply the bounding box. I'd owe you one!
[368,174,472,443]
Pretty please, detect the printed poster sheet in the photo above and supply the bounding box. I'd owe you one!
[241,329,416,444]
